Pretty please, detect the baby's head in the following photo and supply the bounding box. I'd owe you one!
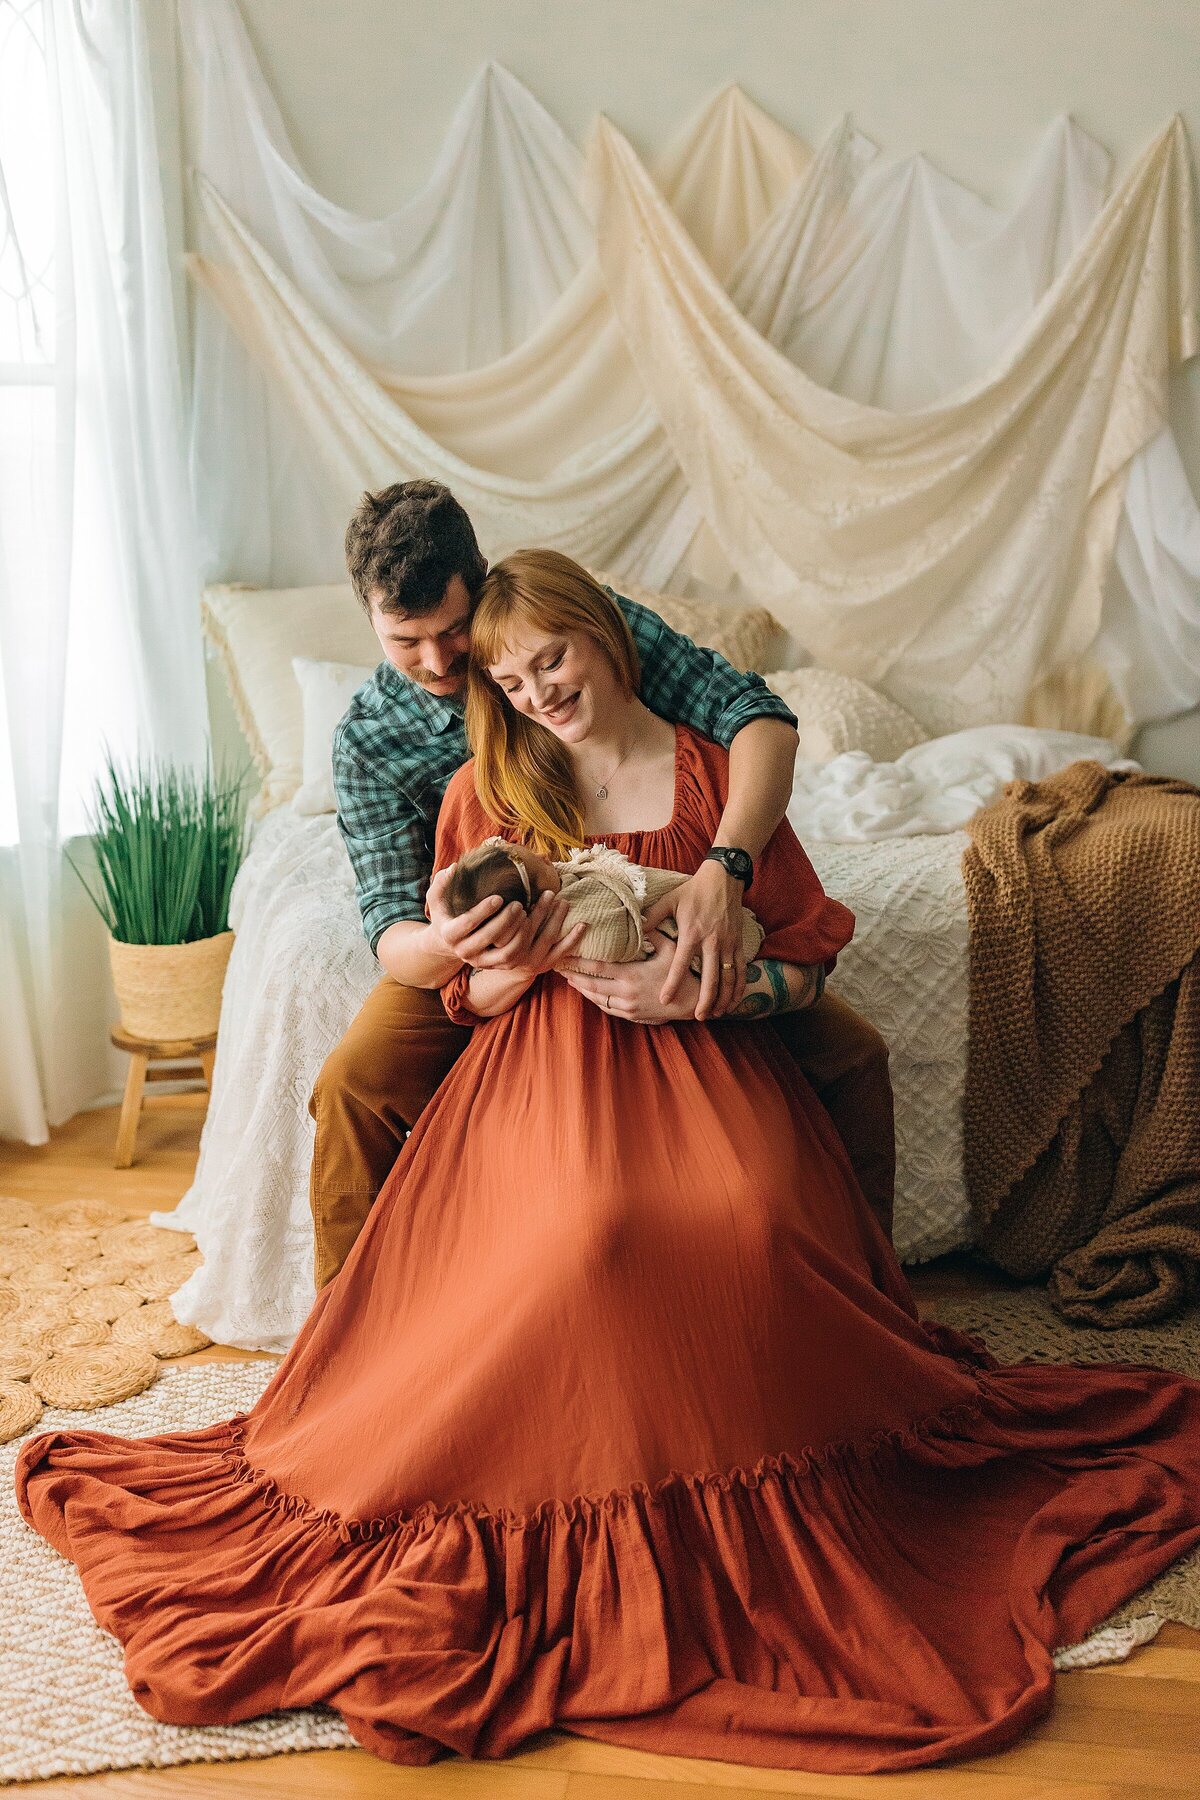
[444,840,561,918]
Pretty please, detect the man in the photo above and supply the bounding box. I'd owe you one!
[310,480,895,1286]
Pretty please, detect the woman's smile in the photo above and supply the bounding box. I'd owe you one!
[539,690,581,726]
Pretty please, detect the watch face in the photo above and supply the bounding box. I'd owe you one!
[711,847,752,882]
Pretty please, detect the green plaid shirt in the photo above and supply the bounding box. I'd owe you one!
[334,591,798,952]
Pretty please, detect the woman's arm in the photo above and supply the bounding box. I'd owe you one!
[565,933,824,1023]
[646,716,800,1018]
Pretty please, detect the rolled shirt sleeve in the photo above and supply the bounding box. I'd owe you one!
[614,593,797,745]
[334,738,433,950]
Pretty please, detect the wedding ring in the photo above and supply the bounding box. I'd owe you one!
[721,961,735,971]
[605,992,613,1010]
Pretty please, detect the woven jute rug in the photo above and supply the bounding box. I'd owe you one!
[0,1196,213,1442]
[1,1299,1197,1783]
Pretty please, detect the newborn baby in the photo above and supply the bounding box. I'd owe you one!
[444,838,764,966]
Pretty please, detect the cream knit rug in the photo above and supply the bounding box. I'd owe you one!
[0,1363,355,1783]
[2,1303,1197,1782]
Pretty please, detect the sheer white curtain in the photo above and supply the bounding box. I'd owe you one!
[0,0,208,1143]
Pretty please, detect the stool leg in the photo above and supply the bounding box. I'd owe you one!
[199,1049,215,1092]
[114,1050,148,1169]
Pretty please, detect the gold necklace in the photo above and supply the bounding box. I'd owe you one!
[592,741,636,800]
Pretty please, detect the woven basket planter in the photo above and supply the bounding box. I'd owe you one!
[108,931,234,1041]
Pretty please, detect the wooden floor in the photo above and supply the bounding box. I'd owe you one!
[1,1106,1197,1800]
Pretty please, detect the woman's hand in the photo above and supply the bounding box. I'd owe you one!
[562,931,701,1023]
[642,859,746,1020]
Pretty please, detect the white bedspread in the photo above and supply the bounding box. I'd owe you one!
[153,812,972,1353]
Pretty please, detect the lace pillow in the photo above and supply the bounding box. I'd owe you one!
[767,667,928,763]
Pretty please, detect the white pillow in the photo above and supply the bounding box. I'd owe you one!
[292,657,376,816]
[766,666,928,763]
[202,584,380,815]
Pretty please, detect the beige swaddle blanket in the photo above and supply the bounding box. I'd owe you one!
[555,844,764,965]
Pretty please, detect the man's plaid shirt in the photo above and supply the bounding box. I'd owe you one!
[334,590,798,952]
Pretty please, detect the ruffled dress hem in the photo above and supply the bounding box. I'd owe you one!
[15,1339,1200,1773]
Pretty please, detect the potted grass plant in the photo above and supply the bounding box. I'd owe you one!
[71,756,249,1042]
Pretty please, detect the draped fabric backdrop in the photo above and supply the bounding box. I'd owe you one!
[181,0,1200,740]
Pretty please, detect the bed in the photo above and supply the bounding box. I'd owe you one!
[154,579,1134,1352]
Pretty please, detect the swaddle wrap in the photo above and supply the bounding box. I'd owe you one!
[556,844,764,964]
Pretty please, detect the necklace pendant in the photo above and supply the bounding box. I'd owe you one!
[596,784,608,800]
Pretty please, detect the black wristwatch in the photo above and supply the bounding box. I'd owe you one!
[704,845,754,888]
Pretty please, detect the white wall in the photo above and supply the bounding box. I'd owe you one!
[186,0,1200,777]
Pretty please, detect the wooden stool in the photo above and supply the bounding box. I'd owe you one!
[110,1027,216,1169]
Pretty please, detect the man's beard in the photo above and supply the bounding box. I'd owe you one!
[413,660,468,688]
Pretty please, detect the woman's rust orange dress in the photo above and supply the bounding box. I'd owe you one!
[16,728,1200,1771]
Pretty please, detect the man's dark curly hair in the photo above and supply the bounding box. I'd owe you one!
[344,480,488,617]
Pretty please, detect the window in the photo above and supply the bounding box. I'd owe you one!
[0,0,54,845]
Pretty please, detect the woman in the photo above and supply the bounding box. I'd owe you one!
[16,553,1200,1773]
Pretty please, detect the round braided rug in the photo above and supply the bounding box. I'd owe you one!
[0,1197,36,1231]
[127,1252,203,1301]
[0,1343,41,1381]
[30,1345,159,1410]
[0,1205,206,1441]
[69,1283,147,1324]
[12,1262,83,1294]
[97,1222,187,1264]
[0,1228,52,1275]
[0,1378,42,1438]
[31,1319,111,1357]
[112,1299,211,1359]
[41,1198,129,1231]
[72,1254,141,1289]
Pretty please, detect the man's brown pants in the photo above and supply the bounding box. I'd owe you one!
[309,980,896,1290]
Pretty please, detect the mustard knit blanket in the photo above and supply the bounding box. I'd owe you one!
[962,761,1200,1325]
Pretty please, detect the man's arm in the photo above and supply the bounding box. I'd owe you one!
[378,879,578,991]
[565,932,825,1022]
[614,593,800,1016]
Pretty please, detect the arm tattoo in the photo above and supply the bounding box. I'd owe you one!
[764,959,790,1013]
[730,956,824,1018]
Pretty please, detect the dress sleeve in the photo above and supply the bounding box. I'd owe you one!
[432,765,492,1026]
[674,727,853,972]
[745,819,855,972]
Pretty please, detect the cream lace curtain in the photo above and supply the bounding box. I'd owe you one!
[0,0,207,1142]
[181,0,1200,738]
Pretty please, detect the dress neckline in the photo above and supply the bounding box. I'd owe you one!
[584,725,685,845]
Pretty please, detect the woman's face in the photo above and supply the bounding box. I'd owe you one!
[487,624,621,744]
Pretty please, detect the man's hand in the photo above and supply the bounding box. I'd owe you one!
[427,865,582,972]
[562,931,702,1023]
[641,858,746,1020]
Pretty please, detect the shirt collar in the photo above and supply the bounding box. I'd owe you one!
[378,660,466,734]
